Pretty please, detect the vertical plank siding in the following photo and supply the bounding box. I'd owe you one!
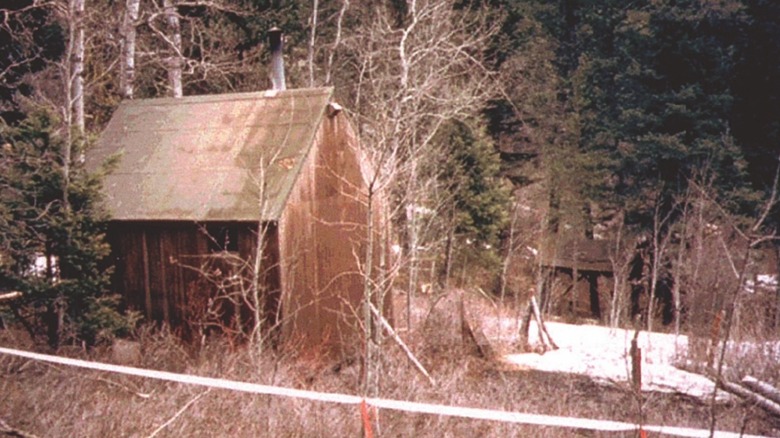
[278,111,390,356]
[107,222,281,340]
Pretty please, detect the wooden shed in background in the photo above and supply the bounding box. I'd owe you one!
[540,236,614,322]
[88,87,390,355]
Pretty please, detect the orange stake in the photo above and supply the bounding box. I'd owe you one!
[361,399,373,438]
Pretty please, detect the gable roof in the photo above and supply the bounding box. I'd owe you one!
[88,87,333,222]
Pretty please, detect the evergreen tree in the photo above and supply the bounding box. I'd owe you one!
[0,110,133,347]
[436,119,512,279]
[731,0,780,233]
[609,0,754,226]
[525,0,758,230]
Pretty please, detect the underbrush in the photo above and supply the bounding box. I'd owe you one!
[1,291,778,437]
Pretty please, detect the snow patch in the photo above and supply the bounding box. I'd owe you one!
[498,321,730,401]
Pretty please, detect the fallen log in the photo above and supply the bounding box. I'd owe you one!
[0,291,22,304]
[718,379,780,419]
[460,297,495,360]
[742,376,780,406]
[677,363,780,418]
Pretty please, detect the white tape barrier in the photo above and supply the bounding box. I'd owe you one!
[0,347,769,438]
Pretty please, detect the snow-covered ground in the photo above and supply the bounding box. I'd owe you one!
[492,318,729,401]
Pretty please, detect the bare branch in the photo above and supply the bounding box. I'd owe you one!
[146,388,211,438]
[752,153,780,233]
[0,416,40,438]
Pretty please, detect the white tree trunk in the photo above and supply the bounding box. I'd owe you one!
[120,0,140,99]
[70,0,85,134]
[164,0,183,98]
[324,0,349,85]
[308,0,318,87]
[362,187,379,399]
[406,161,420,330]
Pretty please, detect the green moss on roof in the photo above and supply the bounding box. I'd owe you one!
[88,88,333,222]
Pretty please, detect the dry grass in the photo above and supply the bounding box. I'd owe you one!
[1,290,778,437]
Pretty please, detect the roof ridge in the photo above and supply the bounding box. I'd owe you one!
[124,87,334,107]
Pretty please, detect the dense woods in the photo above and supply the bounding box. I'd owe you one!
[0,0,778,345]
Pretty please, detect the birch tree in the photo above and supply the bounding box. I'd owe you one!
[324,0,349,86]
[120,0,141,100]
[69,0,85,134]
[162,0,183,97]
[307,0,319,87]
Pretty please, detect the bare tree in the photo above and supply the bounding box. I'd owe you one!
[328,0,502,402]
[0,4,49,102]
[670,190,691,340]
[308,0,319,87]
[162,0,183,97]
[139,1,262,97]
[0,1,128,130]
[324,0,349,86]
[69,0,84,133]
[120,0,140,99]
[645,186,674,333]
[706,178,779,435]
[608,218,632,328]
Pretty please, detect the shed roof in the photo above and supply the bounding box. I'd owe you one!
[540,237,613,273]
[88,88,333,222]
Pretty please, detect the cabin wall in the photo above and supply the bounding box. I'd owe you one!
[279,110,390,356]
[107,221,281,339]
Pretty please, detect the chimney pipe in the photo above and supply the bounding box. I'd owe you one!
[268,27,286,91]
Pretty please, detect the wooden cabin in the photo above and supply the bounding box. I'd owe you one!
[88,87,390,355]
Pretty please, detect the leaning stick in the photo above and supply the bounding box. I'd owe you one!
[369,302,435,386]
[531,296,558,350]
